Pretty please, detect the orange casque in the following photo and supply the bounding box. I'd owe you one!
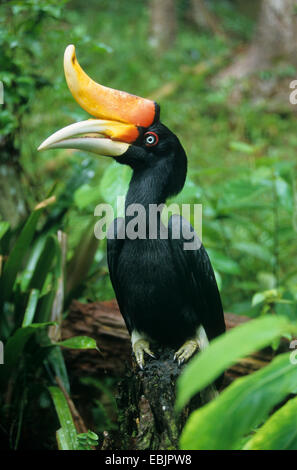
[64,45,158,144]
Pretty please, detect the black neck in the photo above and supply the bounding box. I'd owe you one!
[124,146,187,233]
[125,165,167,210]
[124,163,171,237]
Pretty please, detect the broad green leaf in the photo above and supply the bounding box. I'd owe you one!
[244,396,297,450]
[257,272,276,290]
[229,141,255,154]
[168,179,202,205]
[22,289,40,327]
[176,315,296,411]
[217,179,268,212]
[45,347,70,394]
[35,289,56,324]
[208,249,240,274]
[28,235,57,291]
[57,336,98,350]
[99,161,132,213]
[19,235,47,292]
[233,242,273,264]
[56,428,69,450]
[48,386,77,450]
[74,183,102,210]
[0,197,55,303]
[180,352,297,450]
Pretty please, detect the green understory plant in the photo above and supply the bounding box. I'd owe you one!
[0,198,98,449]
[177,314,297,450]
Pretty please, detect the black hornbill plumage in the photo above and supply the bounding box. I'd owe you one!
[39,45,226,369]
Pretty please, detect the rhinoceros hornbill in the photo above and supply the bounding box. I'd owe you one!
[39,45,226,370]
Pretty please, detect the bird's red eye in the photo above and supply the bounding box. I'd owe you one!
[144,131,159,147]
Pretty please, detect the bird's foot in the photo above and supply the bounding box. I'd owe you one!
[133,339,155,370]
[174,339,199,365]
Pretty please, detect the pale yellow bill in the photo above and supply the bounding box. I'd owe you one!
[38,119,134,156]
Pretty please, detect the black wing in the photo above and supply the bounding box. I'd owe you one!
[107,217,132,333]
[168,214,226,342]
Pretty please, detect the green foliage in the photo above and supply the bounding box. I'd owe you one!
[244,396,297,450]
[0,197,55,304]
[49,387,99,450]
[0,0,68,143]
[77,430,99,450]
[176,315,297,411]
[1,0,295,311]
[0,201,99,449]
[56,336,98,350]
[8,0,295,312]
[49,386,78,450]
[180,352,297,450]
[1,0,297,451]
[177,315,297,450]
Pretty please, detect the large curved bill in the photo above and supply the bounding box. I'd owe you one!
[64,45,158,127]
[38,119,138,149]
[39,137,128,156]
[38,119,132,157]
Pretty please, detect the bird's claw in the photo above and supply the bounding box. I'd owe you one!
[133,339,155,369]
[174,339,198,366]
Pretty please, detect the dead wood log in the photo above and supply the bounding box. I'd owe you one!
[62,300,275,382]
[62,300,131,376]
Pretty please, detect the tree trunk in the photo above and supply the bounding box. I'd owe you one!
[148,0,177,53]
[109,347,205,450]
[218,0,297,80]
[187,0,226,39]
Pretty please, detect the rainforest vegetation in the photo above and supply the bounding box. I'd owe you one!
[1,0,297,451]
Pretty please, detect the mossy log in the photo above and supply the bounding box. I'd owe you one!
[113,346,205,450]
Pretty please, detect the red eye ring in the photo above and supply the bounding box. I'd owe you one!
[144,131,159,147]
